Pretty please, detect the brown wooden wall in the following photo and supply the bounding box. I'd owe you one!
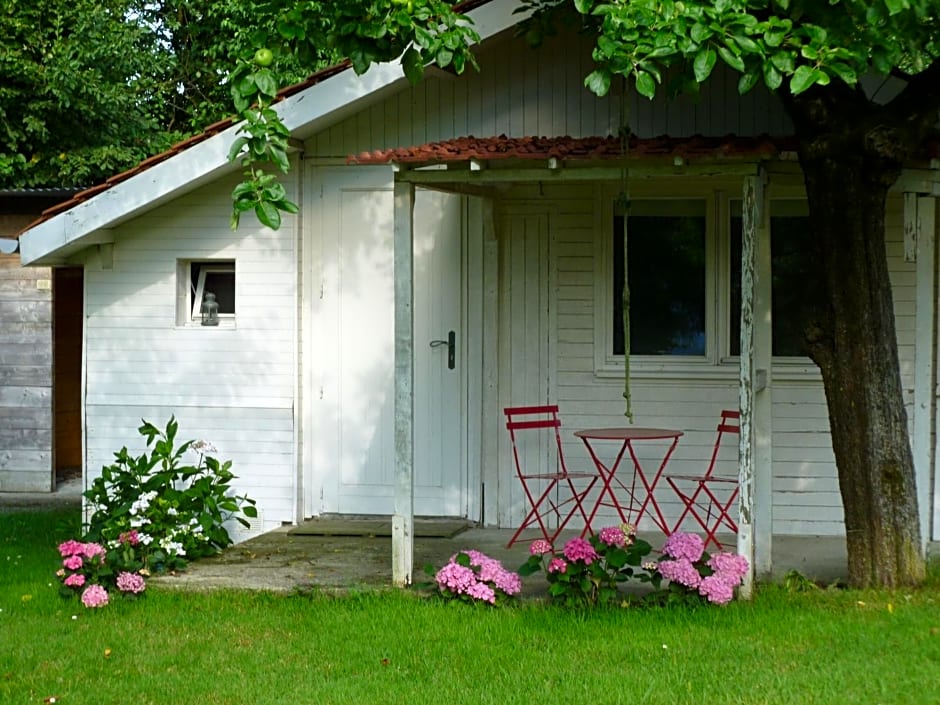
[54,268,83,472]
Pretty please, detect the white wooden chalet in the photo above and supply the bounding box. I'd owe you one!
[16,0,940,584]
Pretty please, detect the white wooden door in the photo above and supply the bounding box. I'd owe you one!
[311,167,465,516]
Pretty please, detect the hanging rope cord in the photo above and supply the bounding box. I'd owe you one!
[616,78,634,422]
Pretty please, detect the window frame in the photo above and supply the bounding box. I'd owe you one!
[176,259,237,328]
[593,184,718,378]
[593,182,820,382]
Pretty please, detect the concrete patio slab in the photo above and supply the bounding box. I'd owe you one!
[3,481,936,596]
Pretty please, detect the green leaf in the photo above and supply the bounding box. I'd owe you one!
[789,64,818,95]
[764,28,787,48]
[584,68,612,96]
[253,70,278,98]
[827,62,858,86]
[242,505,258,518]
[763,62,783,90]
[717,46,746,72]
[738,68,760,94]
[276,198,300,215]
[268,145,290,173]
[690,23,712,44]
[436,47,454,68]
[574,0,594,13]
[401,46,424,85]
[263,181,288,202]
[883,0,907,15]
[255,200,282,230]
[634,70,657,99]
[693,47,717,82]
[770,51,796,74]
[732,34,761,54]
[227,137,249,162]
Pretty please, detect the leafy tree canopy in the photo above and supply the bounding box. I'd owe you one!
[555,0,940,99]
[0,0,323,190]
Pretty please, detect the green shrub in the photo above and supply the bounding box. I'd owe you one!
[83,417,257,573]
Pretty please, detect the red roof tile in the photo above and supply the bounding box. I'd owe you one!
[348,134,797,166]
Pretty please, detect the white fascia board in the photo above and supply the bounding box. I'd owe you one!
[19,0,524,266]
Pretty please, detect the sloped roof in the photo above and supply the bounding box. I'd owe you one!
[17,0,516,265]
[18,0,497,241]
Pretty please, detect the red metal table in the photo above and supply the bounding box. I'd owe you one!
[574,427,684,535]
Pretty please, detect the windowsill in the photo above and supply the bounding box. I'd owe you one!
[178,320,238,330]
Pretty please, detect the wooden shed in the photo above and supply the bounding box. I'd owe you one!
[1,190,82,492]
[14,0,940,582]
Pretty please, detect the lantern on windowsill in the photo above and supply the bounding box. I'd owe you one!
[201,292,220,326]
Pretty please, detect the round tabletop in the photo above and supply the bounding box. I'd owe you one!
[574,428,684,441]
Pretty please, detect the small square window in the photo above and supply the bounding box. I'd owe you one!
[178,260,235,326]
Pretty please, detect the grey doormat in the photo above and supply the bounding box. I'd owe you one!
[288,517,472,538]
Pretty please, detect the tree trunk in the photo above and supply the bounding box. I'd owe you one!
[799,154,925,588]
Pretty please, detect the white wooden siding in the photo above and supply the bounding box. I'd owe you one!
[81,173,298,530]
[492,182,916,537]
[308,31,792,159]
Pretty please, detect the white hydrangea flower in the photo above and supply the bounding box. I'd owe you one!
[191,439,218,454]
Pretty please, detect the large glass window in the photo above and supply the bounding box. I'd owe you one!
[729,201,818,357]
[613,199,707,356]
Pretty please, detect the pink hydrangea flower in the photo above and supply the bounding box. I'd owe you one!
[529,539,553,555]
[459,551,522,597]
[547,557,568,574]
[466,581,496,604]
[493,570,522,596]
[657,558,702,588]
[699,574,736,604]
[707,552,749,581]
[435,562,476,595]
[562,537,599,564]
[63,555,84,571]
[81,543,106,560]
[119,530,141,546]
[662,531,705,563]
[598,526,627,547]
[63,573,86,588]
[80,584,109,608]
[58,540,85,557]
[116,571,147,594]
[474,556,503,583]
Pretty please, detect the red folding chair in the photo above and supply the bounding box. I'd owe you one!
[504,405,599,548]
[665,410,740,550]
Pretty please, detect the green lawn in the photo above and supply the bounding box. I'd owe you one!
[2,509,938,705]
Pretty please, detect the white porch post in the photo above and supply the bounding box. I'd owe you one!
[480,197,500,527]
[393,180,416,587]
[739,169,773,596]
[909,194,937,549]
